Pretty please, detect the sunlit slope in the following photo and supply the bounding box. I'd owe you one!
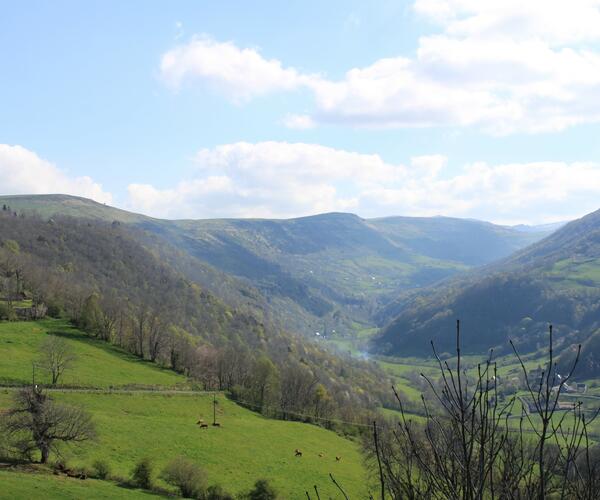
[0,320,185,388]
[0,320,370,498]
[0,470,157,499]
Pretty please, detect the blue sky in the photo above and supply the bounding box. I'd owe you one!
[2,0,600,224]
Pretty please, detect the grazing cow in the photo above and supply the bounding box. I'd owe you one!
[295,449,303,457]
[196,419,204,425]
[318,453,324,458]
[336,456,341,462]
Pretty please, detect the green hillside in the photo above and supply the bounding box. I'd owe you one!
[375,208,600,361]
[0,320,370,498]
[0,195,550,336]
[0,320,185,388]
[0,211,389,436]
[0,194,149,224]
[0,470,158,499]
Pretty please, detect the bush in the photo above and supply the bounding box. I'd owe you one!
[46,302,64,318]
[92,459,111,479]
[206,484,234,500]
[131,457,153,489]
[244,479,278,500]
[0,302,16,321]
[161,456,207,499]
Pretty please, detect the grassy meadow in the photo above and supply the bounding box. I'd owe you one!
[0,320,185,388]
[0,320,371,498]
[0,469,159,499]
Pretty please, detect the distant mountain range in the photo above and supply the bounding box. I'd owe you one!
[0,194,552,336]
[374,208,600,364]
[512,221,567,233]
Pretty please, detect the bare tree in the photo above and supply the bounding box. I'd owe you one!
[38,335,76,385]
[2,386,95,463]
[368,321,600,500]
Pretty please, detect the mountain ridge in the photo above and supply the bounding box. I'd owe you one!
[0,194,555,336]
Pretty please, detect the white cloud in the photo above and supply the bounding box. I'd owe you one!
[0,144,112,204]
[160,2,600,134]
[309,6,600,134]
[282,113,316,130]
[360,160,600,224]
[125,142,600,224]
[414,0,600,45]
[127,176,233,219]
[159,36,313,101]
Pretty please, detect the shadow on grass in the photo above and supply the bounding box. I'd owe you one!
[46,327,178,375]
[114,477,172,497]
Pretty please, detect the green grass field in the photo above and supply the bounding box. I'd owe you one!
[0,469,158,499]
[545,257,600,290]
[0,320,371,498]
[0,320,186,388]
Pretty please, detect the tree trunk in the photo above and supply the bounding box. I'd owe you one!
[40,444,50,464]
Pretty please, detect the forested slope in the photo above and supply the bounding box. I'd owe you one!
[0,195,550,336]
[374,208,600,362]
[0,210,390,423]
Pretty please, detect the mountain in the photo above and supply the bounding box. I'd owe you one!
[0,194,552,335]
[512,221,567,233]
[0,209,391,421]
[374,208,600,361]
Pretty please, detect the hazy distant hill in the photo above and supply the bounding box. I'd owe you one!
[374,208,600,360]
[0,194,551,335]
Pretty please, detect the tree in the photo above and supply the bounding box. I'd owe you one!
[161,456,207,499]
[96,292,120,342]
[244,479,279,500]
[2,386,95,463]
[0,240,23,307]
[80,293,102,336]
[313,383,333,420]
[369,321,600,499]
[279,361,318,419]
[250,356,280,414]
[132,457,154,489]
[38,335,76,385]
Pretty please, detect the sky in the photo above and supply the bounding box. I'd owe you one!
[2,0,600,224]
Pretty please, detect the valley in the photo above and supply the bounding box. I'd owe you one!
[1,195,600,498]
[0,194,552,337]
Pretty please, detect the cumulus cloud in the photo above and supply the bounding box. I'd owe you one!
[414,0,600,45]
[360,160,600,224]
[125,142,600,223]
[127,176,234,219]
[0,144,112,204]
[159,36,313,101]
[309,0,600,134]
[159,2,600,134]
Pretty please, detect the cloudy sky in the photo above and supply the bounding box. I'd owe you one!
[2,0,600,224]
